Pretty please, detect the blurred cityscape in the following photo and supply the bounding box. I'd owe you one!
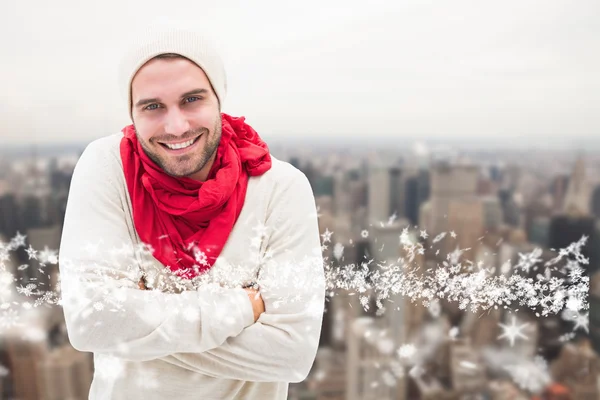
[0,138,600,399]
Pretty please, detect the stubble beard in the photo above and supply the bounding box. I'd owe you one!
[137,117,222,178]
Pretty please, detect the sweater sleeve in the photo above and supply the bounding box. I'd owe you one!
[58,138,254,362]
[160,170,326,383]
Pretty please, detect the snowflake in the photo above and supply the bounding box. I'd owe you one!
[397,344,417,359]
[9,232,27,249]
[387,212,398,225]
[321,228,333,243]
[571,312,589,333]
[432,232,446,244]
[333,243,344,260]
[0,232,592,342]
[428,300,441,317]
[359,295,370,310]
[500,261,512,275]
[505,356,550,394]
[38,246,58,264]
[516,248,543,274]
[497,316,529,347]
[565,296,583,312]
[16,283,37,297]
[449,326,459,340]
[569,265,585,282]
[0,272,14,287]
[0,308,20,330]
[193,248,209,266]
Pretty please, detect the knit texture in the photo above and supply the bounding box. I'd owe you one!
[119,25,227,118]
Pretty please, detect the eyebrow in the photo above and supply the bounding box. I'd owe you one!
[134,88,209,108]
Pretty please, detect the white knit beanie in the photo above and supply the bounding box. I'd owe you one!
[119,24,227,119]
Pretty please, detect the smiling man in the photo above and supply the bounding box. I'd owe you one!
[58,26,325,400]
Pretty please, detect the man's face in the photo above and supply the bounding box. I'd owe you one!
[130,56,221,180]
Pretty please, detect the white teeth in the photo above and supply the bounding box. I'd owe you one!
[164,137,196,150]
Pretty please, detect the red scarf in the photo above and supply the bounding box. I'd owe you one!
[120,113,271,279]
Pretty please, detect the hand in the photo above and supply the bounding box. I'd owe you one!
[138,276,148,290]
[243,287,265,323]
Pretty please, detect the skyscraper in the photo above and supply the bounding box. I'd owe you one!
[562,156,591,216]
[428,162,479,238]
[404,170,430,227]
[0,193,20,239]
[446,199,485,258]
[591,184,600,220]
[367,164,414,227]
[346,318,406,400]
[550,174,570,212]
[37,345,94,400]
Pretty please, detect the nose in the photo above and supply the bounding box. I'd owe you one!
[164,108,191,136]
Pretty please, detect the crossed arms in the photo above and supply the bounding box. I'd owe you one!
[58,142,325,383]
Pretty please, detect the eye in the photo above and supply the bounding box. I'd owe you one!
[144,104,160,111]
[185,96,201,103]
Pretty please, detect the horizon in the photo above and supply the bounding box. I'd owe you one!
[2,133,599,157]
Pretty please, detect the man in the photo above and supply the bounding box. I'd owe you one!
[59,26,325,400]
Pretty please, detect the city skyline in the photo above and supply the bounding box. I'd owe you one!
[1,141,600,398]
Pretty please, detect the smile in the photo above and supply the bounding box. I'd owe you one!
[158,135,202,151]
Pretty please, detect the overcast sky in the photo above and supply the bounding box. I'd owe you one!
[1,0,599,146]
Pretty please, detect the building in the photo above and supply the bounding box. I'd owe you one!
[528,216,550,247]
[21,225,62,292]
[591,184,600,219]
[37,345,94,400]
[550,174,570,213]
[428,162,479,242]
[307,348,346,400]
[367,167,406,226]
[562,156,591,216]
[0,193,21,239]
[346,318,406,400]
[550,339,600,399]
[446,198,485,258]
[482,196,504,231]
[448,338,487,393]
[403,169,430,226]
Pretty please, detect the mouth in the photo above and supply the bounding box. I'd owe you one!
[158,134,203,154]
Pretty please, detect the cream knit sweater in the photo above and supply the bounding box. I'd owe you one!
[58,133,325,400]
